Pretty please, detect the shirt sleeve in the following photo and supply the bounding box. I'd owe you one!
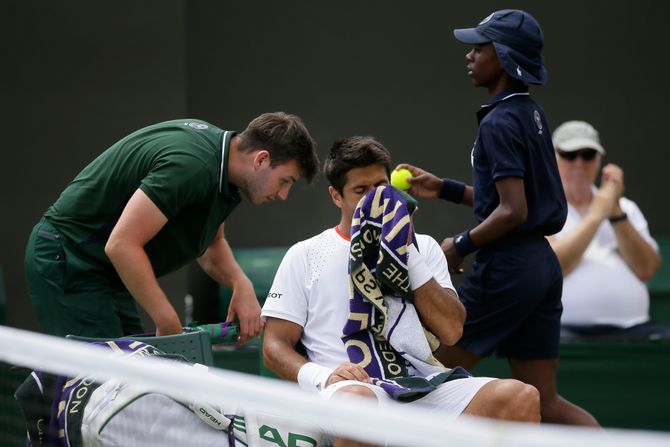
[417,235,456,293]
[478,115,526,180]
[621,197,659,252]
[261,243,310,327]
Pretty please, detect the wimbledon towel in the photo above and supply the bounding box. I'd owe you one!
[342,186,469,401]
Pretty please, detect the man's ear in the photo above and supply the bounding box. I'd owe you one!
[328,185,343,209]
[252,150,271,171]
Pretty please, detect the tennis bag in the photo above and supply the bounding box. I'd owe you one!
[15,339,325,447]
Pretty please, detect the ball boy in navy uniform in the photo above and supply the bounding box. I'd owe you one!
[397,10,598,425]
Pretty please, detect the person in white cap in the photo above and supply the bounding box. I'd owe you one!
[548,120,667,340]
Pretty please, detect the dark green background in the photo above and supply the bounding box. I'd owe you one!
[2,0,668,331]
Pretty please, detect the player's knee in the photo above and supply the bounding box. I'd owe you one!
[479,379,539,422]
[498,380,540,422]
[514,382,541,422]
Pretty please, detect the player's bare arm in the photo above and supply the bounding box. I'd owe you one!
[105,188,182,336]
[198,223,261,343]
[262,317,310,381]
[264,318,370,388]
[413,279,465,346]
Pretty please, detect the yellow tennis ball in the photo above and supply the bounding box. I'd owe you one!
[390,168,413,191]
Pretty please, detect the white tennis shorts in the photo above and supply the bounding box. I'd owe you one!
[321,376,495,421]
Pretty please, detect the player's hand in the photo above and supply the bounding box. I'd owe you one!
[441,237,464,274]
[226,278,263,344]
[326,362,371,387]
[395,163,442,199]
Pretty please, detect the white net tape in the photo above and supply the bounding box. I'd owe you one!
[1,325,669,447]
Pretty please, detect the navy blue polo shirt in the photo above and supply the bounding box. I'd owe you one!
[471,85,566,238]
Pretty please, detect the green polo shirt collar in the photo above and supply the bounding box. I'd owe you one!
[219,130,237,196]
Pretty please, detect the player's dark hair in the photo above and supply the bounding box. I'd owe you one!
[238,112,320,183]
[324,136,391,194]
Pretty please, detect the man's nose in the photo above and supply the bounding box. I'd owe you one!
[277,184,291,201]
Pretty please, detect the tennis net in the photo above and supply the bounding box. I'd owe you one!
[0,325,668,447]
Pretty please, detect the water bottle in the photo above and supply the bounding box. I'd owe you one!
[184,294,194,325]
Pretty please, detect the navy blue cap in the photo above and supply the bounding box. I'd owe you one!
[453,9,547,85]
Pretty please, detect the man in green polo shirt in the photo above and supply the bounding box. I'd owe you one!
[25,112,319,342]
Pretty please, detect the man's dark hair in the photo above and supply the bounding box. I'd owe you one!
[324,136,391,193]
[238,112,319,183]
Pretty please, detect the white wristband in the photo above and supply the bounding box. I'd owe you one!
[297,362,334,392]
[407,244,433,291]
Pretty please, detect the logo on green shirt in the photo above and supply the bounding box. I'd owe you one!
[184,122,209,130]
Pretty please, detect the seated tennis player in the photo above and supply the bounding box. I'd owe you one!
[262,136,540,447]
